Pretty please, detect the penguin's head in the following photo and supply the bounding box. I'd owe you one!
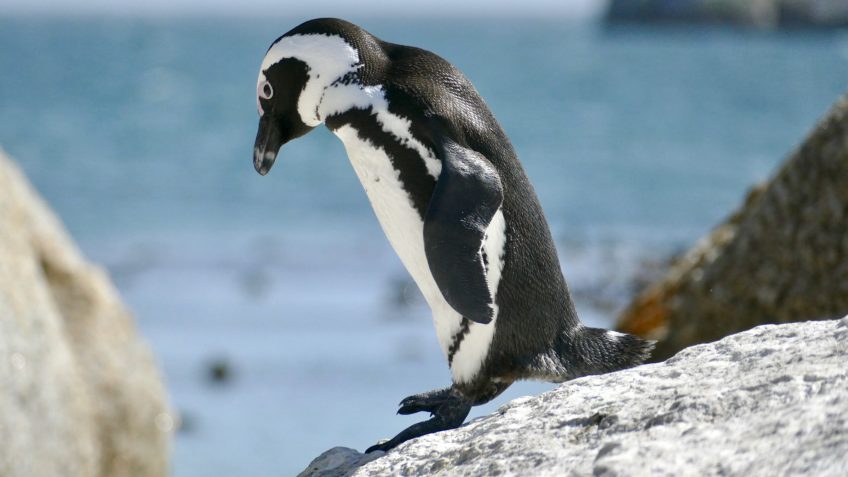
[253,54,315,176]
[253,19,367,176]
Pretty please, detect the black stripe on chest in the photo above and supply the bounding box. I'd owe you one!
[325,108,436,218]
[447,318,471,366]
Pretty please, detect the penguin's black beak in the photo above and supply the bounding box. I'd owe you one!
[253,115,283,176]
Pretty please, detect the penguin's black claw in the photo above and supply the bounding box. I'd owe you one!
[396,387,452,415]
[396,404,426,416]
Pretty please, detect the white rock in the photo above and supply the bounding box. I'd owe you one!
[300,316,848,476]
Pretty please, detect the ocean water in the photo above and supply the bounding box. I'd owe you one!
[1,15,847,476]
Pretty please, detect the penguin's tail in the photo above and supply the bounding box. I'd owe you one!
[568,326,655,377]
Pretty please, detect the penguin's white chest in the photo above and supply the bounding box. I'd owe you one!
[332,124,507,384]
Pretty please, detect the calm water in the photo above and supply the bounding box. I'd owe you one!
[1,15,847,476]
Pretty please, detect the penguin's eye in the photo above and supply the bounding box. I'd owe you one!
[259,81,273,100]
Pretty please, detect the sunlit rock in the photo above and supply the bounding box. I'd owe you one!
[299,317,848,476]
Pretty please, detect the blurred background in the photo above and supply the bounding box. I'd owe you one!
[1,0,847,475]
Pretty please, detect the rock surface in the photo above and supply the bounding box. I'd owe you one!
[606,0,848,28]
[616,92,848,360]
[0,149,171,477]
[299,316,848,476]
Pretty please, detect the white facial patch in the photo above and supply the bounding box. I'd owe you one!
[257,34,359,124]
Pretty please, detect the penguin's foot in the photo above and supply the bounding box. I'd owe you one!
[365,387,471,453]
[397,387,452,415]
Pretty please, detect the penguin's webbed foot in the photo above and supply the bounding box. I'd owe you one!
[365,387,471,453]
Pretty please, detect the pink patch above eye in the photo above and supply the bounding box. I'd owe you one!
[257,80,272,116]
[256,84,264,116]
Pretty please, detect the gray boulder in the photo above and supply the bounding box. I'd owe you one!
[300,316,848,476]
[0,148,171,477]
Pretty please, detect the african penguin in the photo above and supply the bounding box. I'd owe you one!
[252,18,654,453]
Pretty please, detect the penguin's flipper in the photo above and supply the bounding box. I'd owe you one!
[424,139,503,325]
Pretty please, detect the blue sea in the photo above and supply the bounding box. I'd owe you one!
[1,15,847,476]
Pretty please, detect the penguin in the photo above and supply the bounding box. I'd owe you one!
[252,18,654,453]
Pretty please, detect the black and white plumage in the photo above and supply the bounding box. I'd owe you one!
[252,18,654,453]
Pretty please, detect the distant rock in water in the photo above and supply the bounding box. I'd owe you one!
[205,356,235,386]
[0,148,170,477]
[616,92,848,360]
[299,317,848,476]
[606,0,848,28]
